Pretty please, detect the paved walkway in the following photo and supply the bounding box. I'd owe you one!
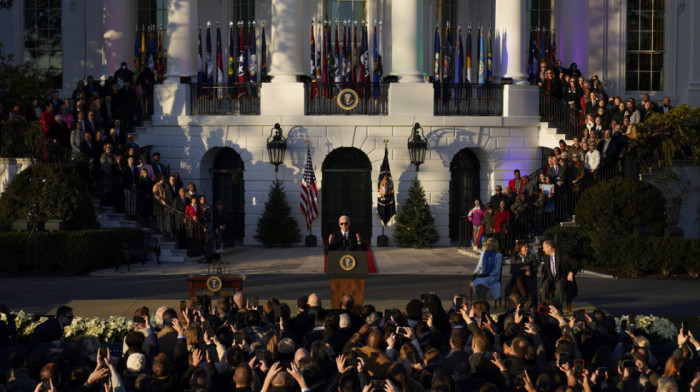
[4,246,698,320]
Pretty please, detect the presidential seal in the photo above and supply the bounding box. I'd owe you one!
[339,254,357,271]
[206,276,223,292]
[337,88,359,111]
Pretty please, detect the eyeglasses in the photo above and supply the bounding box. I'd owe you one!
[339,222,349,226]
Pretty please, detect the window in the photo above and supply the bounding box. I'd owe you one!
[324,0,366,24]
[136,0,167,30]
[24,0,62,89]
[626,0,664,91]
[528,0,553,32]
[136,0,168,54]
[233,0,255,23]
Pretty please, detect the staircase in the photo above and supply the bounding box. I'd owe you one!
[91,198,188,263]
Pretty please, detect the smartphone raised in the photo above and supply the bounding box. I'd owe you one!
[371,380,385,390]
[274,308,281,320]
[480,312,489,324]
[234,331,243,344]
[537,306,550,315]
[41,379,51,390]
[421,307,429,320]
[576,310,586,322]
[455,297,463,308]
[180,300,187,313]
[557,352,568,367]
[623,359,635,368]
[598,367,607,383]
[133,316,145,323]
[255,349,265,362]
[573,359,584,378]
[98,344,109,358]
[681,321,689,337]
[396,326,408,335]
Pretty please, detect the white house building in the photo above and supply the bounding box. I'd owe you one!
[1,0,698,244]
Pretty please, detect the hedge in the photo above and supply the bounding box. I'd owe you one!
[543,226,700,278]
[0,228,145,274]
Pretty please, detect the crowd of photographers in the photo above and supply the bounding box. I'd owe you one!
[1,290,699,392]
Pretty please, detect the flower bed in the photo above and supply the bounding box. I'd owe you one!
[1,311,135,343]
[615,313,678,345]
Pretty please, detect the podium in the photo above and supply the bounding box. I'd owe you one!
[326,251,368,312]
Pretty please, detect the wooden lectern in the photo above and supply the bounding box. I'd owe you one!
[326,251,368,312]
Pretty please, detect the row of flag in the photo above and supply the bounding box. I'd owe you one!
[309,21,383,100]
[196,22,268,97]
[300,144,396,232]
[433,25,492,104]
[133,26,165,79]
[528,29,558,79]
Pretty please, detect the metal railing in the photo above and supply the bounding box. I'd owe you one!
[190,83,261,115]
[434,84,504,116]
[1,121,210,258]
[304,82,389,115]
[539,90,582,140]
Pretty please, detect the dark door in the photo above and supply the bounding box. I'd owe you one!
[212,148,245,245]
[449,149,480,242]
[322,148,372,243]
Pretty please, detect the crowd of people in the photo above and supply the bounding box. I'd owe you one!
[464,59,678,254]
[1,284,699,392]
[533,60,674,140]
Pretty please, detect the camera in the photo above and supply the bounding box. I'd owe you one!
[573,359,584,378]
[234,331,243,344]
[455,297,463,308]
[371,380,385,390]
[133,316,145,323]
[396,326,408,335]
[99,344,109,358]
[557,352,568,367]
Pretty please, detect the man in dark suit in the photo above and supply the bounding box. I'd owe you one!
[79,132,100,162]
[28,305,73,352]
[597,130,620,168]
[122,156,139,189]
[173,188,188,212]
[326,215,367,252]
[540,240,580,310]
[151,152,166,176]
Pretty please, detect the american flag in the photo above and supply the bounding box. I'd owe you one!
[300,147,318,230]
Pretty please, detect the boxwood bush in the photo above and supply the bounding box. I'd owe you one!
[543,226,700,278]
[574,177,666,236]
[0,163,97,232]
[0,228,145,274]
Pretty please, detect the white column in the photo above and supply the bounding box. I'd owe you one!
[495,0,528,84]
[390,0,422,82]
[165,0,198,80]
[103,0,134,77]
[269,0,304,82]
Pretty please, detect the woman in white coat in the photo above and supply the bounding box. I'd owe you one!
[472,237,502,301]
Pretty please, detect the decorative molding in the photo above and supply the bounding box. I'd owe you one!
[614,0,621,11]
[678,0,685,13]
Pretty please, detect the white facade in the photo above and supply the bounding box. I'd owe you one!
[1,0,698,244]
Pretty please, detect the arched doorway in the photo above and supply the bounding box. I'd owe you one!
[321,147,372,243]
[449,148,481,242]
[211,148,245,245]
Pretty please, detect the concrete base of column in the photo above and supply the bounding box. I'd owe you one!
[155,81,191,118]
[503,84,539,117]
[260,82,305,115]
[389,83,433,116]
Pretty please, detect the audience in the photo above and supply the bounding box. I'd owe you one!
[1,291,697,392]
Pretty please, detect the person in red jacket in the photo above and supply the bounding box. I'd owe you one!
[184,196,203,256]
[508,169,524,196]
[494,200,512,252]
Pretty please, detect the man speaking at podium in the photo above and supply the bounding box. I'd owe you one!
[326,215,367,252]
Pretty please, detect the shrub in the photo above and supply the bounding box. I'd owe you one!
[589,233,699,278]
[0,228,144,274]
[575,177,666,236]
[0,163,97,232]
